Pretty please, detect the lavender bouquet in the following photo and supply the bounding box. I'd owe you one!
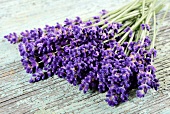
[4,0,165,106]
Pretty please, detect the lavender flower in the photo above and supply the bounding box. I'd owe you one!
[141,24,145,30]
[124,26,131,33]
[4,32,19,44]
[4,1,161,107]
[146,24,151,31]
[100,9,108,15]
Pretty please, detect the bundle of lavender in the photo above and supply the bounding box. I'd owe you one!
[4,0,164,106]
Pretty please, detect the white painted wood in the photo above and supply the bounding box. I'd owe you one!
[0,0,170,114]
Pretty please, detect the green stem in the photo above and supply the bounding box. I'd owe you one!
[80,0,139,25]
[142,0,146,16]
[118,13,147,44]
[103,20,135,44]
[90,0,144,28]
[118,21,135,33]
[102,0,140,29]
[118,1,163,44]
[84,7,148,27]
[126,32,135,55]
[140,12,152,43]
[155,3,169,35]
[151,11,156,49]
[84,7,144,29]
[151,5,168,64]
[145,12,153,36]
[108,21,132,34]
[116,8,148,22]
[101,0,136,19]
[103,5,148,22]
[141,0,145,37]
[84,1,156,29]
[135,28,141,42]
[141,0,156,44]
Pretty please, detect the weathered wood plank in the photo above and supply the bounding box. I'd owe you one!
[0,0,170,114]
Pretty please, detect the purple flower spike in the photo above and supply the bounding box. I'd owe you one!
[141,24,145,30]
[98,82,106,93]
[74,16,83,24]
[4,32,19,44]
[93,16,100,19]
[85,20,93,26]
[79,80,89,94]
[153,49,157,58]
[29,77,35,83]
[144,36,151,46]
[146,24,150,31]
[105,21,108,24]
[106,90,119,107]
[100,9,107,15]
[136,89,145,98]
[124,26,131,33]
[117,23,123,29]
[95,19,100,23]
[4,14,159,108]
[55,22,62,29]
[129,30,133,37]
[64,18,73,25]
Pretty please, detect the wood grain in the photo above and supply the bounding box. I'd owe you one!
[0,0,170,114]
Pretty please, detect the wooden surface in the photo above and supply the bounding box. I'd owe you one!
[0,0,170,114]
